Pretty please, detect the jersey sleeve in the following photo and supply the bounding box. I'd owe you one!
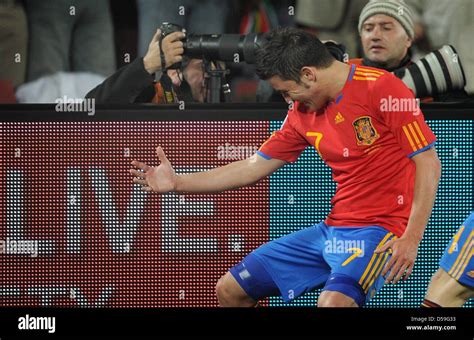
[373,73,437,158]
[258,109,309,163]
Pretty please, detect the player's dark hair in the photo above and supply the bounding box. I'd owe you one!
[256,27,335,83]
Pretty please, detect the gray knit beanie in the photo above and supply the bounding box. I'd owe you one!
[358,0,415,39]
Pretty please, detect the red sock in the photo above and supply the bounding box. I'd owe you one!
[421,299,442,307]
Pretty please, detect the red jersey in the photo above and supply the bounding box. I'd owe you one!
[258,64,437,237]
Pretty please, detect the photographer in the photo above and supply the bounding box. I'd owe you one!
[352,0,469,101]
[86,28,205,103]
[350,1,415,72]
[352,0,415,73]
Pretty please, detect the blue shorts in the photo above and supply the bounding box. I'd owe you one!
[440,212,474,288]
[229,221,397,306]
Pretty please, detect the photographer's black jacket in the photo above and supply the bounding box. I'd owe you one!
[85,58,194,103]
[86,58,156,103]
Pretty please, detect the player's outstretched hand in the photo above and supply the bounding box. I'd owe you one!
[130,146,178,193]
[374,235,420,284]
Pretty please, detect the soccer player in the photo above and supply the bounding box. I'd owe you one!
[422,212,474,307]
[130,27,441,307]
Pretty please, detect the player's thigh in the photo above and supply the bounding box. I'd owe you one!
[426,268,474,306]
[318,290,358,307]
[227,252,280,302]
[216,271,256,303]
[322,226,397,306]
[229,222,331,302]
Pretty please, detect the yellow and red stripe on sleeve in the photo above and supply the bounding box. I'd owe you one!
[353,67,384,81]
[402,121,429,152]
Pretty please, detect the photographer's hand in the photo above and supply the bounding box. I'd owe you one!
[143,29,185,74]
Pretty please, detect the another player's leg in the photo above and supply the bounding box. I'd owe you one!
[422,213,474,307]
[423,268,474,307]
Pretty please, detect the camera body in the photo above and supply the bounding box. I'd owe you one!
[160,22,186,39]
[159,22,186,69]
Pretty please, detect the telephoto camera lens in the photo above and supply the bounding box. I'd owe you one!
[394,45,466,98]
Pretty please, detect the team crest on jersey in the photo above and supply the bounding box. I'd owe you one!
[468,270,474,278]
[352,116,380,146]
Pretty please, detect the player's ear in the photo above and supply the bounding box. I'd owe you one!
[300,66,316,83]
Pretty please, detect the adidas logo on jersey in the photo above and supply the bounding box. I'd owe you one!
[335,112,345,124]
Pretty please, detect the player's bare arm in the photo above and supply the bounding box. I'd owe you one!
[376,147,441,284]
[129,146,286,193]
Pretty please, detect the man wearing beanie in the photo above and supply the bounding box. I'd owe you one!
[351,0,415,72]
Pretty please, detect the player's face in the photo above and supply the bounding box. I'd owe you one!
[268,74,328,113]
[361,14,412,69]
